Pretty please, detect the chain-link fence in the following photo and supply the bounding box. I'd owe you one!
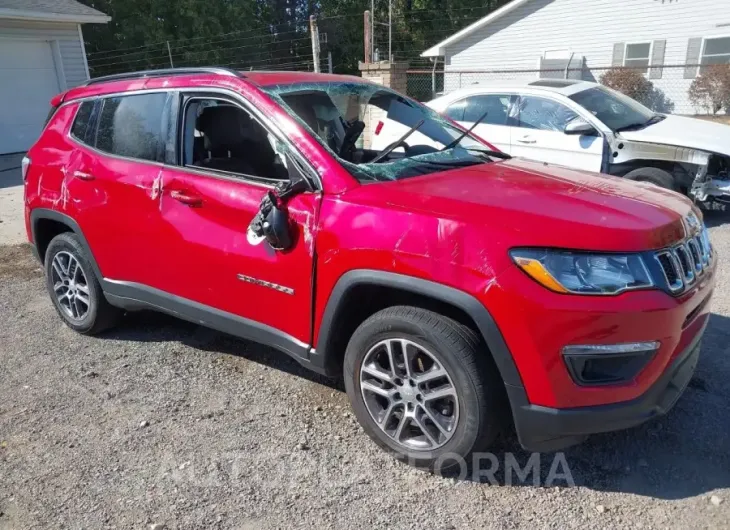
[406,64,717,115]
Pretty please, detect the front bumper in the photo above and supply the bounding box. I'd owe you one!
[508,318,706,452]
[692,177,730,202]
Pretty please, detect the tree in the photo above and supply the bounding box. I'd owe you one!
[78,0,506,77]
[688,65,730,114]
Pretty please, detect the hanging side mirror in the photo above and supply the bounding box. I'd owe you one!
[261,198,293,250]
[247,160,311,251]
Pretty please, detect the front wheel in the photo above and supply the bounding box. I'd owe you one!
[624,167,678,191]
[344,306,503,471]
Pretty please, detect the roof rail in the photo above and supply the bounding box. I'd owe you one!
[84,67,243,86]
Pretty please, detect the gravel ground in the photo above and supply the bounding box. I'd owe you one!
[1,211,730,530]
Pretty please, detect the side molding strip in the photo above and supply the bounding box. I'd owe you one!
[102,279,320,373]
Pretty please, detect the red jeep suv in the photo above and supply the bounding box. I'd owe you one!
[24,68,716,468]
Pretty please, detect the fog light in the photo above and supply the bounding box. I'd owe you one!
[562,341,660,386]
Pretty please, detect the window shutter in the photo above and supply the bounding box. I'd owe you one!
[684,38,702,78]
[612,43,625,67]
[649,40,666,79]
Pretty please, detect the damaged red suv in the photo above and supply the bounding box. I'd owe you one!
[24,68,716,468]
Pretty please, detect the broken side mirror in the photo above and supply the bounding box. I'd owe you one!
[261,197,293,250]
[248,156,312,251]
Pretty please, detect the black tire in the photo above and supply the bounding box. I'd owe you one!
[343,306,503,472]
[44,232,121,334]
[624,167,678,191]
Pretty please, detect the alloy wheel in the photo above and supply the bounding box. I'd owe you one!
[359,338,459,451]
[51,251,91,321]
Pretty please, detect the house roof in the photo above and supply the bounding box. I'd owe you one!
[0,0,110,23]
[421,0,532,57]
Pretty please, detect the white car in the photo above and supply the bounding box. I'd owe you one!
[427,79,730,203]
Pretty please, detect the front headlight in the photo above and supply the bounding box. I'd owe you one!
[510,248,653,295]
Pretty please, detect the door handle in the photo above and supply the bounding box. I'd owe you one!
[170,190,203,207]
[516,136,536,144]
[73,170,94,181]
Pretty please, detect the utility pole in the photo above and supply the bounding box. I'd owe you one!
[327,51,333,74]
[370,0,374,62]
[364,11,371,63]
[310,15,320,73]
[388,0,392,61]
[166,41,174,67]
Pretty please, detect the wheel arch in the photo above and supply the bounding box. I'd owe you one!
[313,270,524,390]
[30,208,103,279]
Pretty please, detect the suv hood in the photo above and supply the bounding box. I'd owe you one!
[378,158,694,252]
[619,114,730,156]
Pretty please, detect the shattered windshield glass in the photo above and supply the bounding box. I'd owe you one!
[569,86,655,131]
[261,81,499,182]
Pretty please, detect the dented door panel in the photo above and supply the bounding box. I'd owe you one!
[157,167,319,344]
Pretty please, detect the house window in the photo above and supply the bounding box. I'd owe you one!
[624,43,652,73]
[701,37,730,67]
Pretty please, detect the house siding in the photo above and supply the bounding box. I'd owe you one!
[0,18,88,88]
[443,0,730,114]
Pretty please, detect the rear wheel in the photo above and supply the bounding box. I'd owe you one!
[344,306,502,471]
[624,167,678,191]
[44,232,121,334]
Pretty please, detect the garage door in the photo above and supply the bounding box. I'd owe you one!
[0,39,61,154]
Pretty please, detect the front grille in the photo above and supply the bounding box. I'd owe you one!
[675,246,694,283]
[655,226,713,294]
[656,253,679,285]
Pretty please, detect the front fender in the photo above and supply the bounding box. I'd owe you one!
[312,269,524,390]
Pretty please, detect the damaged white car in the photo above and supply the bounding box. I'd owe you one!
[427,79,730,203]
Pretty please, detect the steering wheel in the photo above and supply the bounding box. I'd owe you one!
[338,120,365,160]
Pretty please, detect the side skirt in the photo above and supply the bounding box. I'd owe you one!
[101,279,326,376]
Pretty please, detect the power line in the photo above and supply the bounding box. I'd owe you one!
[89,36,312,69]
[86,12,361,58]
[88,31,308,64]
[86,25,300,57]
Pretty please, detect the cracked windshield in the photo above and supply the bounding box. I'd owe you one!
[263,82,503,182]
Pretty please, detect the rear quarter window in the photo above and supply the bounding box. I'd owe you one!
[95,93,167,162]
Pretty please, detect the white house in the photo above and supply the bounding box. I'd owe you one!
[421,0,730,115]
[0,0,110,154]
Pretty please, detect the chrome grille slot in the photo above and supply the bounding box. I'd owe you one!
[654,225,712,295]
[655,251,683,292]
[674,245,694,284]
[700,229,712,264]
[687,238,702,273]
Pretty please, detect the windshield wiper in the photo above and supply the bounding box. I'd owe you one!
[467,147,512,160]
[370,119,425,164]
[616,113,665,132]
[441,110,489,151]
[419,159,482,168]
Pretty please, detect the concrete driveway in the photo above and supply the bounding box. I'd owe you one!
[0,153,26,246]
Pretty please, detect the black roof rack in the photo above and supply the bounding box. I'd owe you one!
[84,67,243,86]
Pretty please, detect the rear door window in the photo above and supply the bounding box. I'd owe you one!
[444,99,466,121]
[463,94,513,125]
[70,101,94,142]
[95,93,167,162]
